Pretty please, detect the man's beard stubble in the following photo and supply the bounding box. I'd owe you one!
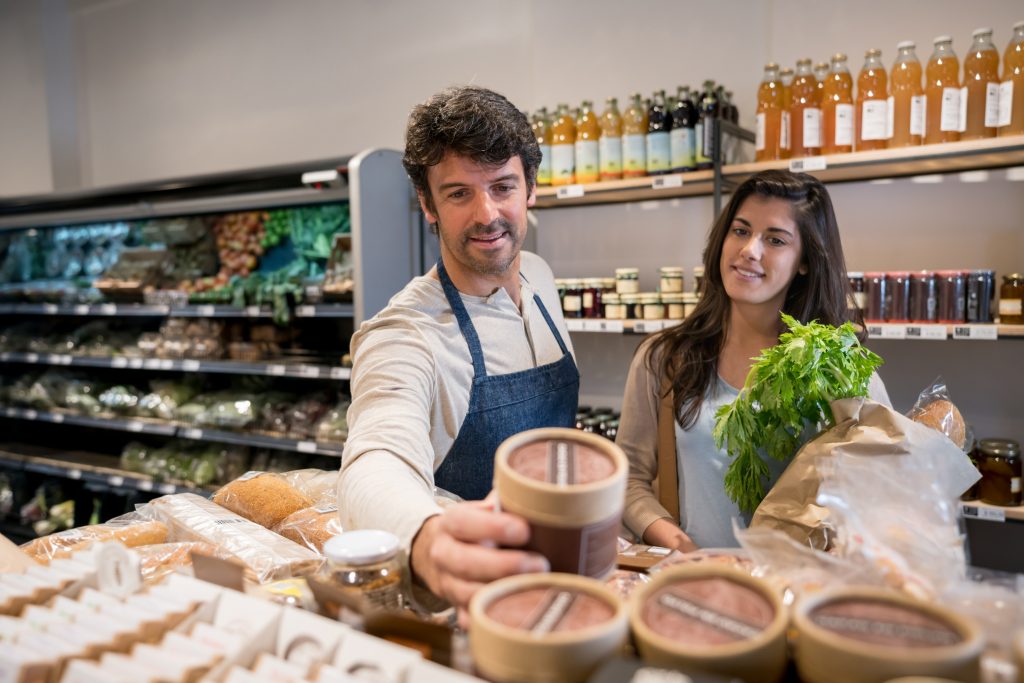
[439,217,522,277]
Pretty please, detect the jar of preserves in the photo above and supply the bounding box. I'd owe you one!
[936,270,967,323]
[864,272,887,322]
[977,438,1022,506]
[602,292,625,320]
[322,530,404,611]
[640,293,664,320]
[554,279,567,308]
[615,267,640,294]
[620,293,640,319]
[683,293,699,318]
[600,277,616,295]
[909,271,938,323]
[999,273,1024,324]
[581,417,603,436]
[847,271,866,314]
[562,279,584,319]
[692,266,705,296]
[888,272,912,322]
[658,267,685,293]
[582,278,604,318]
[662,293,685,319]
[966,269,995,323]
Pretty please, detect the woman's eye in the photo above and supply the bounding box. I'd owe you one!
[769,237,786,246]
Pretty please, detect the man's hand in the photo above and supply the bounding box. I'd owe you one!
[410,499,549,626]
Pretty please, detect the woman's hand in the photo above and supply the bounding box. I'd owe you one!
[642,517,699,553]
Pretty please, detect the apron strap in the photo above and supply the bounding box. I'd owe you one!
[436,259,487,378]
[532,292,571,357]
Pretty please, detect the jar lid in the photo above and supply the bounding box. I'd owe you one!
[323,529,400,565]
[563,278,583,286]
[896,40,916,50]
[603,292,621,303]
[970,269,995,275]
[888,271,912,277]
[582,417,602,427]
[978,439,1021,459]
[583,278,605,286]
[935,270,967,277]
[971,27,993,38]
[620,293,640,303]
[615,267,639,276]
[661,293,685,302]
[659,267,684,275]
[911,270,936,279]
[864,271,887,278]
[933,35,952,44]
[601,278,616,287]
[692,266,705,276]
[639,293,662,303]
[1003,273,1024,281]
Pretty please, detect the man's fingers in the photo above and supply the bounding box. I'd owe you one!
[440,504,531,546]
[430,533,548,584]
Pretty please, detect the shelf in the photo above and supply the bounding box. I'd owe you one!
[0,443,212,497]
[0,406,345,457]
[961,500,1024,523]
[533,136,1024,208]
[0,352,350,381]
[0,302,354,319]
[564,318,683,334]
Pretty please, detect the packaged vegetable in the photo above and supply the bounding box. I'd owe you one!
[20,513,168,564]
[211,471,313,529]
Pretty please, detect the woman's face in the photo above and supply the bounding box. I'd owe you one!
[719,195,805,311]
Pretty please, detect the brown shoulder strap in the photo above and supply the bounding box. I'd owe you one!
[655,382,680,523]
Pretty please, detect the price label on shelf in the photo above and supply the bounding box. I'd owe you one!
[182,360,201,372]
[108,476,124,487]
[73,305,90,315]
[952,325,998,340]
[49,413,64,423]
[111,357,128,368]
[904,324,947,340]
[144,359,160,369]
[158,484,176,495]
[159,360,174,370]
[556,184,585,200]
[182,428,203,440]
[126,421,145,433]
[867,324,906,340]
[24,409,38,420]
[963,505,1005,523]
[129,358,143,369]
[42,304,58,314]
[52,354,73,365]
[99,304,117,315]
[633,321,667,334]
[789,156,827,172]
[329,367,349,380]
[297,441,318,454]
[137,480,153,492]
[0,353,8,361]
[68,469,82,480]
[300,366,321,378]
[651,175,683,190]
[564,319,586,332]
[245,306,261,317]
[25,353,38,363]
[583,319,624,333]
[196,305,215,317]
[296,306,316,317]
[267,364,286,376]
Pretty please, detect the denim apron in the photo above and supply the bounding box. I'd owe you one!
[432,259,580,501]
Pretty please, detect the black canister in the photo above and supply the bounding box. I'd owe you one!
[966,270,995,323]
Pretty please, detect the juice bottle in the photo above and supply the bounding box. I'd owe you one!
[574,100,600,184]
[646,90,672,175]
[925,36,961,145]
[814,61,830,105]
[856,49,889,151]
[550,103,576,186]
[780,66,795,117]
[999,20,1024,135]
[889,41,925,148]
[789,58,821,158]
[598,97,623,181]
[822,53,855,154]
[532,108,553,186]
[670,86,697,172]
[963,28,1001,140]
[622,93,648,178]
[696,81,718,169]
[755,63,786,161]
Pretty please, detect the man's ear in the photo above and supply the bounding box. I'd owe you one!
[417,192,438,225]
[526,183,537,208]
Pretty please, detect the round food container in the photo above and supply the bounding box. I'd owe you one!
[629,564,788,683]
[494,428,627,578]
[469,572,628,683]
[793,586,983,683]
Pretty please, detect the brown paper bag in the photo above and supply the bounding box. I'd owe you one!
[751,397,980,550]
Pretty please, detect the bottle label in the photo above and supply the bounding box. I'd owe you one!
[984,82,1001,128]
[563,294,582,312]
[536,144,552,185]
[943,87,964,133]
[669,128,695,170]
[695,123,709,163]
[780,110,791,150]
[998,80,1014,128]
[803,108,822,148]
[599,136,623,176]
[574,140,599,183]
[886,96,895,139]
[1012,477,1021,494]
[550,144,575,184]
[622,134,646,174]
[999,299,1022,316]
[756,112,766,151]
[911,95,926,136]
[645,131,670,173]
[834,104,854,146]
[861,99,888,140]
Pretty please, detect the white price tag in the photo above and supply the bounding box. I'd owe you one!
[0,353,8,361]
[555,184,585,199]
[245,306,261,317]
[329,367,349,380]
[42,304,58,314]
[297,441,318,454]
[158,484,176,495]
[143,359,160,369]
[565,319,586,332]
[159,359,174,370]
[182,428,203,440]
[99,304,117,315]
[867,324,906,340]
[789,156,827,172]
[964,505,1006,523]
[904,325,947,340]
[596,320,625,333]
[25,353,38,363]
[68,469,82,480]
[182,360,201,371]
[128,358,143,369]
[24,409,38,420]
[651,175,683,189]
[55,354,73,365]
[108,476,124,487]
[663,319,683,329]
[73,305,89,315]
[297,305,316,317]
[111,357,128,368]
[49,413,64,423]
[300,365,321,378]
[267,364,286,376]
[581,319,604,332]
[196,305,215,317]
[953,324,998,340]
[137,480,153,491]
[126,421,144,433]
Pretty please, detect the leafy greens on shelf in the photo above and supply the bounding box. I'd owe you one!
[712,313,884,514]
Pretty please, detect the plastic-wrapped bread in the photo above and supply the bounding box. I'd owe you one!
[20,514,168,564]
[281,469,339,505]
[271,504,343,554]
[211,472,313,529]
[134,542,234,585]
[145,493,322,583]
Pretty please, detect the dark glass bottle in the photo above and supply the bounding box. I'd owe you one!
[670,86,698,172]
[696,81,719,169]
[646,90,671,175]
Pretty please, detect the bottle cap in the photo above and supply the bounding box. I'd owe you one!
[971,27,993,38]
[1014,20,1024,31]
[765,61,779,69]
[896,40,916,50]
[933,35,952,44]
[796,57,812,66]
[865,48,882,57]
[832,52,847,61]
[324,530,400,565]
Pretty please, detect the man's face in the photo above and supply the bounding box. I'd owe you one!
[420,153,535,282]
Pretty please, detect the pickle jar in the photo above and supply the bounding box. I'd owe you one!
[562,279,584,319]
[322,530,404,611]
[976,439,1022,507]
[658,267,685,294]
[999,273,1024,324]
[615,267,640,294]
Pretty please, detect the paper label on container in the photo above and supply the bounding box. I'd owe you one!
[886,96,895,139]
[645,131,671,173]
[550,145,575,184]
[911,95,926,135]
[861,99,888,140]
[780,110,791,149]
[834,104,854,146]
[938,88,962,132]
[999,299,1022,316]
[803,108,822,148]
[599,136,622,175]
[574,140,599,182]
[998,80,1014,128]
[756,113,766,151]
[985,82,1001,128]
[669,128,694,169]
[955,87,968,132]
[536,145,551,186]
[623,135,646,173]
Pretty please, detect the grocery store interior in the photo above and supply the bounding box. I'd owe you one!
[1,0,1024,680]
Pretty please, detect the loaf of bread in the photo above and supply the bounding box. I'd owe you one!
[272,504,342,554]
[212,472,313,529]
[21,518,168,564]
[911,398,967,449]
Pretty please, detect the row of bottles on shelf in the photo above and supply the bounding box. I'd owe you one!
[756,20,1024,161]
[532,81,741,186]
[556,266,705,322]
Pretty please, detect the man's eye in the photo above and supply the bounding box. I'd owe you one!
[494,184,514,193]
[448,190,468,200]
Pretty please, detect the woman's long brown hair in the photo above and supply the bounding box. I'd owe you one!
[645,169,863,429]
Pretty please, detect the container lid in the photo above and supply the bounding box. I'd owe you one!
[978,438,1021,459]
[1015,20,1024,31]
[603,292,621,303]
[933,35,952,44]
[888,271,912,277]
[971,27,993,37]
[896,40,916,50]
[601,277,616,286]
[832,52,847,61]
[911,270,936,279]
[615,267,639,276]
[620,293,640,303]
[583,277,605,286]
[639,293,662,303]
[1003,273,1024,280]
[864,271,887,278]
[969,269,995,275]
[692,266,705,276]
[865,48,882,57]
[661,293,686,302]
[659,266,684,275]
[323,529,400,565]
[847,271,864,278]
[935,270,967,277]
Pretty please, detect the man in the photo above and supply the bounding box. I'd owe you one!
[338,86,578,617]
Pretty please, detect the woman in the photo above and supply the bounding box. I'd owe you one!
[619,169,890,551]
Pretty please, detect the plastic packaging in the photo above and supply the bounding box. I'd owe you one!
[906,376,970,451]
[20,513,168,564]
[134,541,229,584]
[272,504,343,554]
[212,471,314,529]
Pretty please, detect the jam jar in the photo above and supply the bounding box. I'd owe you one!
[909,271,938,323]
[562,279,584,319]
[662,293,686,320]
[999,273,1024,324]
[620,293,640,319]
[615,268,640,294]
[658,267,685,294]
[582,278,604,318]
[322,530,404,611]
[936,270,967,324]
[602,292,625,320]
[640,293,664,320]
[976,439,1022,507]
[847,271,866,315]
